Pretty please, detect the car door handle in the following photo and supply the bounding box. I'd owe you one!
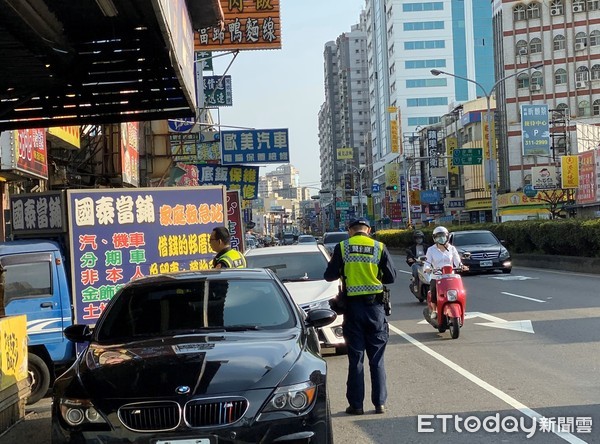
[40,302,54,309]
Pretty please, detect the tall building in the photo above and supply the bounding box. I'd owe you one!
[364,0,494,223]
[319,19,370,229]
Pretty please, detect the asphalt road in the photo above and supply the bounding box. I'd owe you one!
[3,256,599,443]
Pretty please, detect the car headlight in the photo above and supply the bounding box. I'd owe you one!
[446,290,458,301]
[59,398,107,427]
[261,381,317,416]
[499,249,510,260]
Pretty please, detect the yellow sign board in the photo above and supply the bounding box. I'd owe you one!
[561,155,579,189]
[336,147,354,160]
[48,126,81,149]
[0,315,28,391]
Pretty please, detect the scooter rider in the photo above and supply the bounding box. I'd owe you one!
[424,226,468,319]
[406,230,430,293]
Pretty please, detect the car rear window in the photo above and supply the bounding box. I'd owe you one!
[452,232,499,246]
[246,251,329,281]
[323,232,349,244]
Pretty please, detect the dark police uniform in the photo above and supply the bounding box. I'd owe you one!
[324,219,396,414]
[212,248,247,268]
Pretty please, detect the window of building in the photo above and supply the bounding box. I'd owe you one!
[404,21,444,31]
[554,68,567,85]
[403,2,444,11]
[591,64,600,80]
[527,2,541,19]
[530,38,542,54]
[578,100,591,116]
[576,65,590,81]
[404,40,445,50]
[575,32,588,47]
[406,78,447,88]
[513,5,526,21]
[405,59,446,69]
[553,35,566,51]
[551,0,564,15]
[590,30,600,46]
[556,103,569,114]
[589,0,600,10]
[407,97,448,107]
[516,40,529,55]
[517,73,530,89]
[531,71,544,87]
[573,0,586,11]
[593,99,600,115]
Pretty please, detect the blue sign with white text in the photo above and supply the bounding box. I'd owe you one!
[220,129,289,165]
[420,190,441,204]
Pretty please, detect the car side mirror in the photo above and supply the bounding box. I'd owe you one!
[305,308,337,328]
[64,324,93,343]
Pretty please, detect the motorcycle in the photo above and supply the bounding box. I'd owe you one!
[406,250,430,303]
[421,261,468,339]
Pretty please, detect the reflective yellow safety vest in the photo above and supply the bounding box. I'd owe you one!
[340,235,383,296]
[216,248,247,268]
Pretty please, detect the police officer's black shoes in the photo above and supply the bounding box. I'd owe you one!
[345,406,364,415]
[375,405,386,414]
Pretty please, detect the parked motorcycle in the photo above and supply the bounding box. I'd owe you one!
[421,263,468,339]
[406,250,429,303]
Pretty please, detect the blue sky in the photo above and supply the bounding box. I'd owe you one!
[213,0,365,190]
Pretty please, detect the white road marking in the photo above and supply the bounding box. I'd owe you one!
[488,275,539,280]
[388,323,586,443]
[419,311,535,334]
[501,291,546,303]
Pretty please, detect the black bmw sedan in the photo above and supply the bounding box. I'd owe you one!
[51,268,337,443]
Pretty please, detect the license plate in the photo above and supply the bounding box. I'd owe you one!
[480,260,493,267]
[155,438,216,444]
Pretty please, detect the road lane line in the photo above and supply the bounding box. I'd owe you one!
[388,323,586,444]
[501,291,546,303]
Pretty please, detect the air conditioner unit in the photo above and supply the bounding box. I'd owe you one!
[575,81,587,89]
[530,84,541,92]
[575,42,586,51]
[518,47,528,55]
[551,7,561,16]
[573,4,583,12]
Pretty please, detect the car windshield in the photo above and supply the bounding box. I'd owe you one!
[323,232,349,244]
[247,251,328,281]
[297,235,317,243]
[452,232,499,246]
[95,278,296,342]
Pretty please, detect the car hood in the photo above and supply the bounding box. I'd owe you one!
[284,279,339,306]
[78,333,301,399]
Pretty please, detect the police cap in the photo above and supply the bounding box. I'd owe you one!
[348,217,371,229]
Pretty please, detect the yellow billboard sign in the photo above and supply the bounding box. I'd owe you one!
[0,315,28,391]
[48,126,81,149]
[561,155,579,189]
[337,147,354,160]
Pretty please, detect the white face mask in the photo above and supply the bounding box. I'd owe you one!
[435,235,447,245]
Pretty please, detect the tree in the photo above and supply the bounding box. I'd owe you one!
[533,189,576,219]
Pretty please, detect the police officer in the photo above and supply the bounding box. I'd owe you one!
[324,217,397,415]
[210,226,247,268]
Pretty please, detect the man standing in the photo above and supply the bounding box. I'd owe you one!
[324,217,396,415]
[210,226,247,268]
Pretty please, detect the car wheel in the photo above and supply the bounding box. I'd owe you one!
[27,353,51,405]
[335,345,347,355]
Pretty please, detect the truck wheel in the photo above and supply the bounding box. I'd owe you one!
[27,353,51,405]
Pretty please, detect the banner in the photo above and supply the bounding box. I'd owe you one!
[220,128,289,165]
[561,155,579,189]
[531,165,558,190]
[576,151,596,204]
[197,164,259,200]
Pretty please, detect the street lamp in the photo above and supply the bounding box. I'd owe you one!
[431,63,543,223]
[337,161,366,218]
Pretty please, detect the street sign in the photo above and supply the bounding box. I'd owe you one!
[452,148,483,165]
[372,183,381,193]
[336,201,349,209]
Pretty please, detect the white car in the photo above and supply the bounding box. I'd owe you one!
[246,244,346,354]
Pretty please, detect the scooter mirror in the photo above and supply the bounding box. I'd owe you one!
[418,255,427,262]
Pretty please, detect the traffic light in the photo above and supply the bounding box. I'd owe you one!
[386,185,398,191]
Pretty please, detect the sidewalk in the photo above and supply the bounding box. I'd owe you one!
[0,398,51,444]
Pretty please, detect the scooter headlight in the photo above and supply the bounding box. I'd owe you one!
[446,290,458,301]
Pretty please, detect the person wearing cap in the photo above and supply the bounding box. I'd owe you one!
[324,217,397,416]
[210,226,247,269]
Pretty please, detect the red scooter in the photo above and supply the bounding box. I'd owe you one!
[422,264,467,339]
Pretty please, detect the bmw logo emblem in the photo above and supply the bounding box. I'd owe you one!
[176,386,191,395]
